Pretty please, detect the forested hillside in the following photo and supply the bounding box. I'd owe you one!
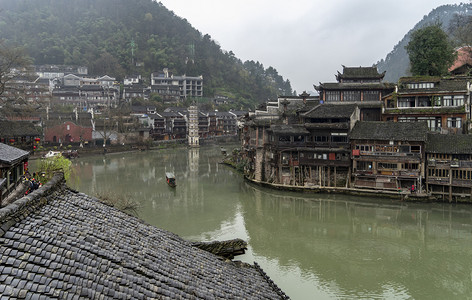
[0,0,293,108]
[377,3,472,83]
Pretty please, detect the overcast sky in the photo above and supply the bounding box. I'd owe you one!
[158,0,463,94]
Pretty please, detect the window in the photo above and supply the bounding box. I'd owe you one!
[326,91,340,101]
[418,96,431,107]
[430,168,449,178]
[314,136,328,142]
[407,83,434,89]
[403,163,419,170]
[357,161,373,171]
[282,153,290,165]
[447,117,462,128]
[398,117,416,122]
[378,163,397,170]
[331,136,347,143]
[411,146,421,153]
[364,90,380,101]
[443,96,453,106]
[279,136,291,143]
[294,135,304,143]
[398,97,415,108]
[417,117,441,131]
[453,95,464,106]
[343,91,361,101]
[359,145,374,152]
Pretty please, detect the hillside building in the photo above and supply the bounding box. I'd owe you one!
[382,76,472,133]
[151,68,203,101]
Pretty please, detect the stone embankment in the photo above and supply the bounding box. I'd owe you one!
[244,177,440,202]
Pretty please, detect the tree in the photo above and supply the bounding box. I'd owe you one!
[0,42,30,99]
[406,24,456,76]
[37,155,73,184]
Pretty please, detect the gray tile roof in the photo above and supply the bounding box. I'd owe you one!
[302,104,357,119]
[0,143,30,166]
[316,82,395,90]
[426,133,472,154]
[0,174,287,299]
[338,66,385,79]
[268,124,310,135]
[398,77,470,93]
[349,121,429,142]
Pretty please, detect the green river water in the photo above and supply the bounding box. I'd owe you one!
[41,144,472,299]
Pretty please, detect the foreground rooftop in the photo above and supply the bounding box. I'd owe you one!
[0,174,287,299]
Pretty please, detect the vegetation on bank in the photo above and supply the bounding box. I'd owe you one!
[36,155,73,184]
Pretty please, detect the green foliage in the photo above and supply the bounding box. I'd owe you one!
[0,0,292,105]
[406,24,456,76]
[37,155,72,183]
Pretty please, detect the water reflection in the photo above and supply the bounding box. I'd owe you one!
[65,145,472,300]
[70,146,243,238]
[240,185,472,299]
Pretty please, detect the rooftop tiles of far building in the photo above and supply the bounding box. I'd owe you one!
[349,121,429,142]
[0,173,288,299]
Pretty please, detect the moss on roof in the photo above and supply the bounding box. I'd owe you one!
[426,133,472,154]
[268,124,309,135]
[349,121,429,142]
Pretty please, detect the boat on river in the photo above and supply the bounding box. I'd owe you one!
[166,172,176,187]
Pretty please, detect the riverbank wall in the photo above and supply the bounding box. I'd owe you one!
[243,176,441,202]
[220,160,445,203]
[31,135,239,160]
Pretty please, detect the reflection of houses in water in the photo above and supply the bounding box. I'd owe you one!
[242,184,472,298]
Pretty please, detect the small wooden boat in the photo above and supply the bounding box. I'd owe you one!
[166,172,176,187]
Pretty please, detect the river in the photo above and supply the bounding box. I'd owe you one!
[57,144,472,299]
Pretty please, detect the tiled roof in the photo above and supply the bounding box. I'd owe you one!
[0,143,30,165]
[398,77,470,93]
[302,104,357,119]
[316,82,394,90]
[0,174,286,299]
[268,124,309,135]
[426,133,472,154]
[449,47,472,72]
[349,121,429,141]
[337,66,385,79]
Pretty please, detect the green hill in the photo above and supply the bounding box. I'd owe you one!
[377,3,472,82]
[0,0,293,109]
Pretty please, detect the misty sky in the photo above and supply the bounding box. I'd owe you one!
[158,0,463,94]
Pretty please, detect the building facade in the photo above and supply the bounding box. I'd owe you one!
[314,66,395,103]
[425,133,472,202]
[151,68,203,101]
[382,77,472,133]
[350,121,429,192]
